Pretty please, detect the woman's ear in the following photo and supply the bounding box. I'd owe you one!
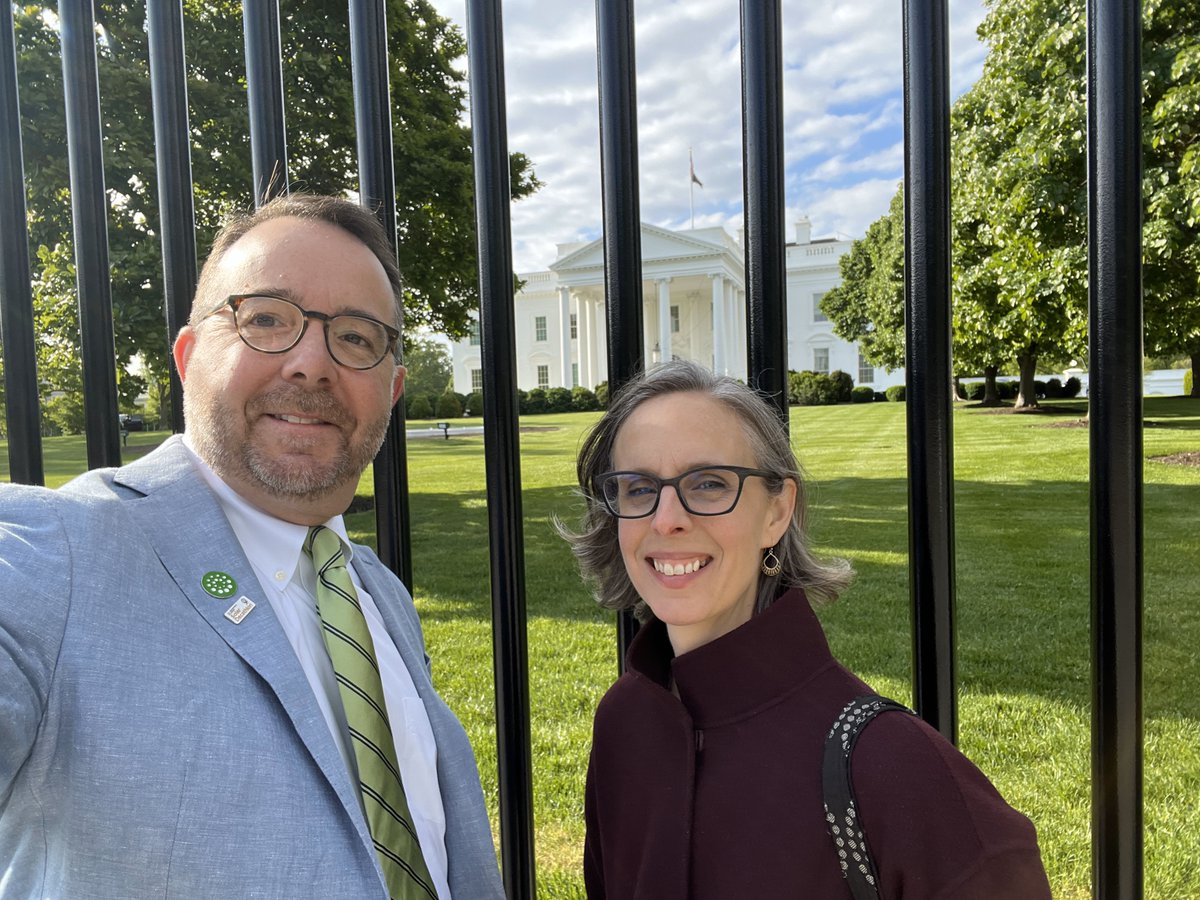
[763,477,798,547]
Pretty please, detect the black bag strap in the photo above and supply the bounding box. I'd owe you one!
[822,694,916,900]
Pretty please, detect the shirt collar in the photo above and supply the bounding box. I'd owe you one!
[181,436,355,586]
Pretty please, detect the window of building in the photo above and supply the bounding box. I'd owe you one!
[537,365,550,389]
[813,347,829,375]
[858,352,874,385]
[535,315,547,342]
[670,305,680,333]
[572,363,580,388]
[570,313,578,340]
[471,368,483,391]
[813,292,829,323]
[468,319,481,346]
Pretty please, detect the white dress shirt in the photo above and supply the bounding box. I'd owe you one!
[183,439,451,900]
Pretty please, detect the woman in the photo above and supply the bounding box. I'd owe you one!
[562,360,1051,899]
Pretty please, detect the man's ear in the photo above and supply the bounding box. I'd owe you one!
[173,326,197,383]
[391,365,407,407]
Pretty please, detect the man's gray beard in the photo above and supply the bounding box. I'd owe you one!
[185,386,390,502]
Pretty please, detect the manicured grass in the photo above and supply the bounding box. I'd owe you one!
[5,398,1198,897]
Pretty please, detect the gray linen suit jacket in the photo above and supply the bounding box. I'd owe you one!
[0,437,503,899]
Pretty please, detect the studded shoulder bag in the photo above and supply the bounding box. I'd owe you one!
[822,694,917,900]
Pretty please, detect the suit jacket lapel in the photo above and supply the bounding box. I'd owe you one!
[113,438,375,854]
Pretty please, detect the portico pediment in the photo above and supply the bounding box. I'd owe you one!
[549,223,741,287]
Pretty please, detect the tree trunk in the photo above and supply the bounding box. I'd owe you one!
[982,365,1002,406]
[1191,348,1199,398]
[951,374,965,402]
[1015,352,1040,409]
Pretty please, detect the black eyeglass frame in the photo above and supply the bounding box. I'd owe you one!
[593,465,781,519]
[208,293,401,370]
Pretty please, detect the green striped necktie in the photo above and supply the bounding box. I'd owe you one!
[304,525,438,900]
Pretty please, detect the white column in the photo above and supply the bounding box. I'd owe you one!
[657,277,672,363]
[579,294,592,389]
[725,280,738,376]
[558,286,572,387]
[710,274,726,374]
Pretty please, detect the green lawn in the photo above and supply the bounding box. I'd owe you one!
[5,398,1198,898]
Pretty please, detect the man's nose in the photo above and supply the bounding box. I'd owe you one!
[280,320,337,383]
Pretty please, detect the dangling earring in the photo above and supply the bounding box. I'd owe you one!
[761,546,782,577]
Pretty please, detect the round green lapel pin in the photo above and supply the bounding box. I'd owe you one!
[201,571,237,599]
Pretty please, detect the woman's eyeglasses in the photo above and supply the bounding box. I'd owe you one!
[594,465,777,519]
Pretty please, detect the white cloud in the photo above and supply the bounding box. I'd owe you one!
[429,0,985,271]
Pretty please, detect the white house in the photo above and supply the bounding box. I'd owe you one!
[451,218,904,395]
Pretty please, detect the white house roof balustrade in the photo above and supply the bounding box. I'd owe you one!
[451,219,906,395]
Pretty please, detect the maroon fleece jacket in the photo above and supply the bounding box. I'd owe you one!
[583,589,1052,899]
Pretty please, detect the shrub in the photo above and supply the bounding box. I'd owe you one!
[1184,369,1193,396]
[545,387,574,413]
[850,385,874,403]
[435,392,462,419]
[788,370,838,406]
[963,381,986,401]
[522,388,547,415]
[885,385,906,402]
[874,391,887,402]
[829,370,854,403]
[1063,376,1082,398]
[408,395,433,419]
[595,381,609,408]
[1043,377,1063,399]
[465,391,484,416]
[571,387,598,412]
[997,380,1019,400]
[1033,379,1047,399]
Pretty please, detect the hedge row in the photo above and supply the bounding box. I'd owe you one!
[961,376,1082,402]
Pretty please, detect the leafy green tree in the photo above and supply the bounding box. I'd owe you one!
[950,0,1089,409]
[401,335,453,402]
[12,0,539,414]
[1143,0,1200,394]
[826,0,1200,405]
[821,189,906,372]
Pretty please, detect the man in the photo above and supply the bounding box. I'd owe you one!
[0,195,503,898]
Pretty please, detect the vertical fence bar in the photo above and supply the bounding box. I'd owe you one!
[901,0,956,742]
[242,0,288,205]
[1087,0,1143,894]
[0,3,44,485]
[60,0,121,470]
[595,0,644,666]
[348,0,413,587]
[464,0,535,895]
[146,0,196,435]
[739,0,788,423]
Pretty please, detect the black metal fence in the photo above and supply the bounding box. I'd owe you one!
[0,0,1142,897]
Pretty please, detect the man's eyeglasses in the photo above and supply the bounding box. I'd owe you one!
[594,465,778,519]
[207,293,400,370]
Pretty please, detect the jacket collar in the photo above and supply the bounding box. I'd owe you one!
[110,436,378,858]
[626,588,837,728]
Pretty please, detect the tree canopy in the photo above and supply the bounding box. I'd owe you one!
[12,0,539,426]
[822,0,1200,402]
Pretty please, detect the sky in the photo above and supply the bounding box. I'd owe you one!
[426,0,992,275]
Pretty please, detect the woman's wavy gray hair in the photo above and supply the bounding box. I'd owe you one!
[559,359,853,621]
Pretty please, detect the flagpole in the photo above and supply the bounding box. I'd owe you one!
[688,147,703,229]
[689,147,695,228]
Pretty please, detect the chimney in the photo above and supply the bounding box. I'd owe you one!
[794,216,812,245]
